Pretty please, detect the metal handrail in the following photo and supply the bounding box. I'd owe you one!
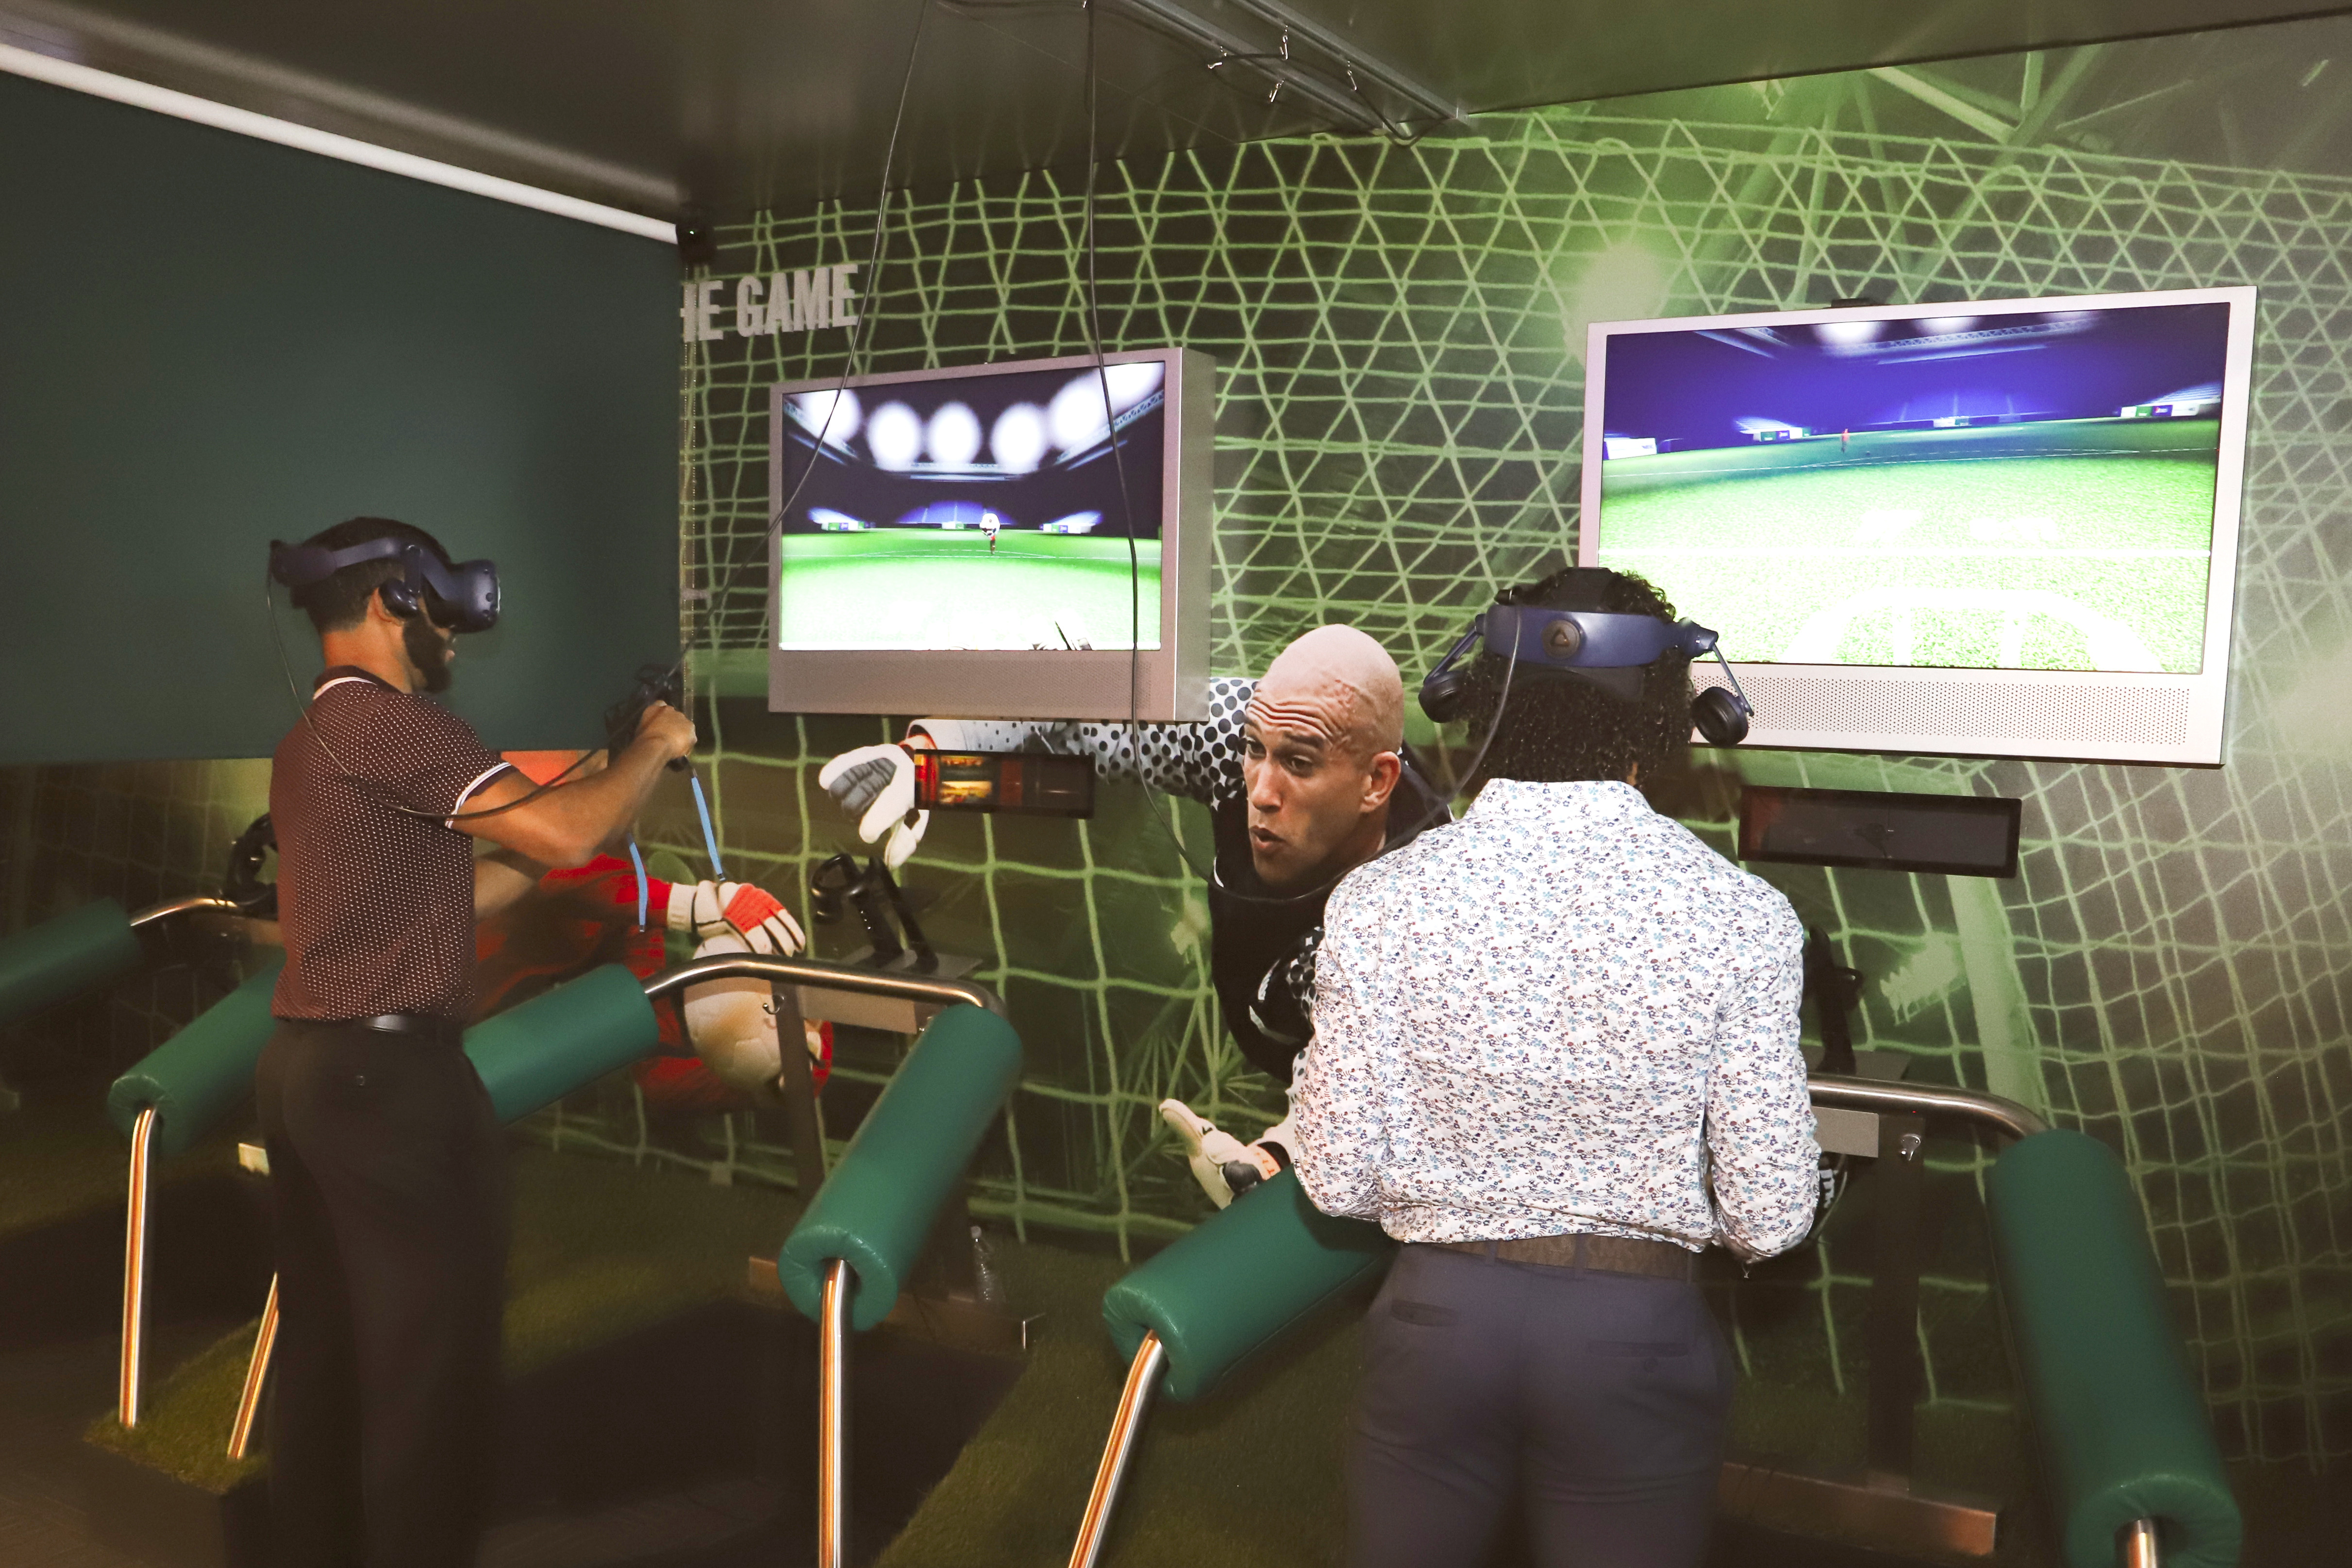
[118,1106,157,1427]
[642,953,1003,1018]
[817,1259,853,1568]
[217,953,1002,1459]
[1807,1072,2047,1142]
[227,1277,280,1459]
[1068,1332,1170,1568]
[127,894,243,930]
[2120,1516,2161,1567]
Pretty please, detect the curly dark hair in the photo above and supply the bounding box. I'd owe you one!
[1455,564,1693,786]
[289,516,452,633]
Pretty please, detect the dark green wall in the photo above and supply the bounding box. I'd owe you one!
[0,71,677,763]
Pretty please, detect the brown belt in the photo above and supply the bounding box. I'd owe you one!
[1435,1233,1698,1281]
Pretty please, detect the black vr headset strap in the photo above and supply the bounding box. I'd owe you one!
[268,537,499,632]
[1417,596,1757,746]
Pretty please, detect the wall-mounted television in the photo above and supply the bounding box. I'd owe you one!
[767,348,1213,720]
[1579,287,2255,765]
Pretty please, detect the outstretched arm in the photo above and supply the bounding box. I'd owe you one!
[818,679,1257,865]
[910,677,1253,807]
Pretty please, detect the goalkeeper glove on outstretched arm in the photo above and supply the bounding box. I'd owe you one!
[817,740,930,869]
[667,879,807,955]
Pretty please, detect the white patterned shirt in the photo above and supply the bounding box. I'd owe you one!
[1292,779,1818,1256]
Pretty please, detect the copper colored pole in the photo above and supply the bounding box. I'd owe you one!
[817,1258,852,1568]
[117,1106,157,1428]
[227,1274,281,1458]
[1067,1332,1169,1568]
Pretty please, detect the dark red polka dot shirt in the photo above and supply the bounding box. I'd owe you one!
[269,667,514,1022]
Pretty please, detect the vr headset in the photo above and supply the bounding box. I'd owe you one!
[267,536,500,634]
[1419,600,1755,746]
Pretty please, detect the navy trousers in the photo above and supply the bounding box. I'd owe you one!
[255,1020,509,1568]
[1349,1243,1732,1568]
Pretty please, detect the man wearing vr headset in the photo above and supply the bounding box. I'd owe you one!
[1292,566,1817,1568]
[259,517,701,1568]
[817,624,1447,1208]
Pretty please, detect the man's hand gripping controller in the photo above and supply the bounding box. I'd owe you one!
[605,663,691,773]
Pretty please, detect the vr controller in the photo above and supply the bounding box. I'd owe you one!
[605,662,690,773]
[810,852,936,972]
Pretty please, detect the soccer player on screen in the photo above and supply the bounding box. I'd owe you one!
[981,509,1001,554]
[817,627,1449,1207]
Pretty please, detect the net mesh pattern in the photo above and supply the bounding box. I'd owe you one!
[655,93,2352,1460]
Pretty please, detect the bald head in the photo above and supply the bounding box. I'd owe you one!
[1251,625,1404,762]
[1240,625,1407,890]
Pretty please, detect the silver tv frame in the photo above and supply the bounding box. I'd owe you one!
[767,348,1213,721]
[1579,287,2257,766]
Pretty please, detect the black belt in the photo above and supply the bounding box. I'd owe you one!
[1434,1234,1699,1281]
[328,1012,463,1039]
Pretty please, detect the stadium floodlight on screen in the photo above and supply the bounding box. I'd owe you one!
[767,349,1213,720]
[1579,287,2255,765]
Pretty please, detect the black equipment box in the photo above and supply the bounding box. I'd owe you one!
[1738,786,2020,878]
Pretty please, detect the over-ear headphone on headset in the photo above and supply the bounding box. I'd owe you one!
[267,536,501,633]
[1420,601,1756,746]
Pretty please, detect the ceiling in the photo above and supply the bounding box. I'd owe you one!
[2,0,2347,223]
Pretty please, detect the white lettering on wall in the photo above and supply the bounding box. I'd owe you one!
[680,278,725,342]
[684,264,863,342]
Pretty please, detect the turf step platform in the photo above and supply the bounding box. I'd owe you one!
[73,1298,1024,1568]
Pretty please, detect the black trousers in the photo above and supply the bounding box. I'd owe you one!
[255,1020,509,1568]
[1349,1244,1733,1568]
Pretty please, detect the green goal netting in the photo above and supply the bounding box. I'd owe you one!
[635,86,2351,1462]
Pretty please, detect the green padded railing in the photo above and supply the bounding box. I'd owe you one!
[0,899,145,1031]
[777,1002,1023,1331]
[465,963,662,1124]
[105,953,286,1161]
[1102,1170,1393,1402]
[1989,1130,2242,1568]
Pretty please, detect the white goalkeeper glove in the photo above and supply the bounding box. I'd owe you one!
[667,879,806,956]
[817,743,929,869]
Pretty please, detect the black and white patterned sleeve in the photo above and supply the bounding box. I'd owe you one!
[1066,678,1251,806]
[910,680,1251,806]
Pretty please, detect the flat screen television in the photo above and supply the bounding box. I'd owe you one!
[767,348,1213,720]
[1579,287,2255,764]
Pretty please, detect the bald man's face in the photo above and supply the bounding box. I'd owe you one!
[1241,678,1403,891]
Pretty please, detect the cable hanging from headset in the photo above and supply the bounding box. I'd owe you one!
[263,566,603,824]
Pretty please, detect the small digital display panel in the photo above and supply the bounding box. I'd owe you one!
[772,361,1166,653]
[914,751,1095,817]
[1739,787,2022,879]
[1593,301,2232,676]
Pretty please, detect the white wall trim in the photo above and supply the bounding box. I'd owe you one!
[0,39,676,244]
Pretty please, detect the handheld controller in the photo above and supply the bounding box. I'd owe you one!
[604,662,691,773]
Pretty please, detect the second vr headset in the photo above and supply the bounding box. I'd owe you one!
[1419,602,1755,746]
[268,536,500,634]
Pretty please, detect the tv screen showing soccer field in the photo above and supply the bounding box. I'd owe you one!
[772,361,1164,652]
[1590,301,2232,675]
